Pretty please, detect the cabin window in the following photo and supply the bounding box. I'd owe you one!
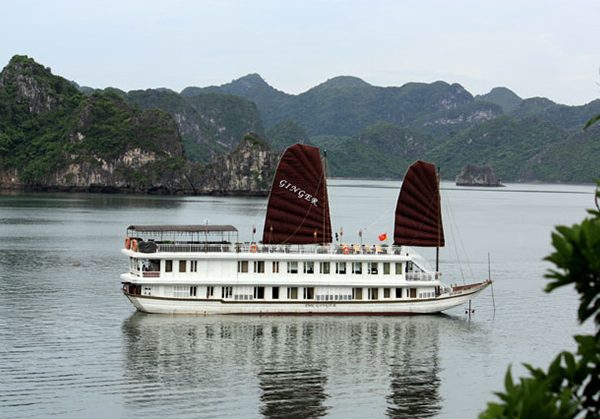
[368,262,378,274]
[190,286,197,297]
[303,287,315,300]
[141,259,160,273]
[287,287,298,299]
[190,261,198,272]
[395,263,403,275]
[395,288,403,298]
[272,287,280,299]
[287,261,299,274]
[384,288,390,298]
[336,262,346,274]
[254,287,265,299]
[352,288,363,300]
[304,262,315,274]
[383,263,390,275]
[272,261,279,273]
[254,261,265,273]
[352,262,362,274]
[179,260,186,273]
[320,262,330,274]
[369,288,379,300]
[143,286,152,296]
[165,260,173,273]
[206,286,214,298]
[238,261,249,273]
[173,285,187,297]
[222,286,233,298]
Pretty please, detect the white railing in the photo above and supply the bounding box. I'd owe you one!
[157,243,234,253]
[128,269,160,278]
[405,272,441,282]
[154,242,401,256]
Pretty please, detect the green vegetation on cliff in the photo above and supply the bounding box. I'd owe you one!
[475,87,522,113]
[265,120,310,150]
[0,55,186,189]
[128,88,264,163]
[197,72,600,183]
[2,54,599,186]
[427,116,567,181]
[0,55,82,181]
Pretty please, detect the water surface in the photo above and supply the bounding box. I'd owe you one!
[0,181,595,418]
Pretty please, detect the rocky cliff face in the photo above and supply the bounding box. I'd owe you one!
[189,133,279,195]
[455,165,503,187]
[0,55,277,195]
[0,55,79,114]
[127,89,264,163]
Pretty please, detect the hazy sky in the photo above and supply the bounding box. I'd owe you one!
[1,0,599,105]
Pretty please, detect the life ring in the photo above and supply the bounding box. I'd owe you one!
[342,245,350,255]
[124,237,131,250]
[250,243,258,253]
[131,239,139,252]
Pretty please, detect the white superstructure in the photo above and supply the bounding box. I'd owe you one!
[120,226,490,315]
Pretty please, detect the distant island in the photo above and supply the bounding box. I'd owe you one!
[0,54,599,194]
[456,165,504,187]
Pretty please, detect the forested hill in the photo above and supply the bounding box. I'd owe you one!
[1,54,598,189]
[184,74,600,183]
[0,55,277,193]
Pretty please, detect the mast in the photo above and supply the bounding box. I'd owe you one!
[436,167,441,273]
[322,148,328,246]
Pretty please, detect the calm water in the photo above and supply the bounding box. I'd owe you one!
[0,181,596,418]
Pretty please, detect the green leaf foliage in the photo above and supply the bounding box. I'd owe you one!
[480,183,600,419]
[585,113,600,130]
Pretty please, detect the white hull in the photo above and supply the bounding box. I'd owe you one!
[124,282,489,315]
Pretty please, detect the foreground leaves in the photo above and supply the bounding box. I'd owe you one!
[480,183,600,419]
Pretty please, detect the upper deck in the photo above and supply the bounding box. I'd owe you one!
[124,224,435,273]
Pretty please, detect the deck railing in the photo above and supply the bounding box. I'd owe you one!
[128,268,441,282]
[405,272,441,282]
[129,270,161,278]
[154,242,405,256]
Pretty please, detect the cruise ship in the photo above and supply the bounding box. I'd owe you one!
[120,144,491,314]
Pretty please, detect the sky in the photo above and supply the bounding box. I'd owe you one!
[1,0,599,105]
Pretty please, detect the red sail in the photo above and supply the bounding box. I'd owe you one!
[394,161,445,247]
[262,144,332,244]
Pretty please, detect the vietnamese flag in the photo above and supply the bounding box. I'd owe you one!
[378,233,387,241]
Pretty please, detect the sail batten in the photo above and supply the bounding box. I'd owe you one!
[394,160,445,247]
[262,144,332,244]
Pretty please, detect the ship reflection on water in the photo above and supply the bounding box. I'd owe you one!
[122,314,443,418]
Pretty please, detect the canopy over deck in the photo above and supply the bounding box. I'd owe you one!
[126,225,239,243]
[127,225,238,234]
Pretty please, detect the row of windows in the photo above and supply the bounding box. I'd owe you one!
[167,285,427,300]
[165,260,198,273]
[137,259,421,276]
[238,261,411,275]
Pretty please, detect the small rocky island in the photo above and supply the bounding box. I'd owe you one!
[455,165,504,187]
